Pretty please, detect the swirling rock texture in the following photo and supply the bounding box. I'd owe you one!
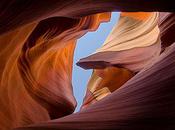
[0,1,175,130]
[78,12,162,108]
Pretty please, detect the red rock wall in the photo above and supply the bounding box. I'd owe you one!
[0,1,174,130]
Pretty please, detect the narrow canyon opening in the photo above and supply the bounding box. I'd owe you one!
[72,12,120,111]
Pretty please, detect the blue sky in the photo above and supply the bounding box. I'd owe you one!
[72,12,120,111]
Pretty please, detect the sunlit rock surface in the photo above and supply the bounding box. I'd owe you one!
[0,1,175,130]
[81,67,134,109]
[77,12,161,72]
[0,12,112,129]
[78,12,161,108]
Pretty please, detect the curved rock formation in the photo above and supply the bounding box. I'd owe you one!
[15,12,175,130]
[159,13,175,49]
[0,11,111,129]
[81,67,134,109]
[0,1,174,130]
[17,42,175,130]
[78,12,161,108]
[0,0,174,34]
[77,12,161,72]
